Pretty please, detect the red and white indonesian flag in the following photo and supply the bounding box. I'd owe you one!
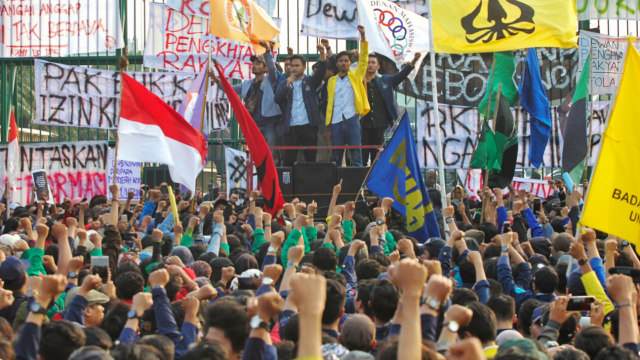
[117,73,208,192]
[7,108,19,190]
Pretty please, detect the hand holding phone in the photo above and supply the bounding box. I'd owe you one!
[566,296,596,311]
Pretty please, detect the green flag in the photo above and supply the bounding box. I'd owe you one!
[478,52,520,119]
[470,120,495,169]
[488,95,519,187]
[560,55,590,186]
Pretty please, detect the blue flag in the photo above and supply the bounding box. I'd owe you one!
[520,48,551,168]
[365,112,441,241]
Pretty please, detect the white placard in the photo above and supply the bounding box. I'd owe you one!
[0,0,124,57]
[106,149,142,201]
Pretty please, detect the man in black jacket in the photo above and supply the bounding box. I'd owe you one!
[362,53,421,165]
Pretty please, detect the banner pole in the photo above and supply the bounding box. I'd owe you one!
[113,55,129,185]
[427,6,449,239]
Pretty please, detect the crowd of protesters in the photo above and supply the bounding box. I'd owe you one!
[0,177,639,360]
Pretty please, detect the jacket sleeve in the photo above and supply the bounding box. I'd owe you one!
[175,322,198,358]
[310,59,327,89]
[64,295,89,325]
[158,213,174,238]
[569,206,580,235]
[274,78,289,105]
[522,208,544,238]
[537,320,561,346]
[139,201,157,226]
[581,270,614,316]
[117,327,140,345]
[386,63,414,87]
[496,206,508,233]
[233,83,243,96]
[497,255,517,297]
[281,229,303,265]
[15,322,40,360]
[152,286,181,343]
[473,280,491,304]
[251,229,265,254]
[341,255,357,290]
[356,41,369,79]
[438,246,453,278]
[264,51,278,91]
[206,223,225,255]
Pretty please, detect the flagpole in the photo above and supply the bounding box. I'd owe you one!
[354,105,408,204]
[113,55,129,185]
[464,56,496,188]
[583,55,595,183]
[427,3,449,239]
[192,35,213,214]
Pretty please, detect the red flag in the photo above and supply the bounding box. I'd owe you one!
[214,62,285,216]
[7,108,19,190]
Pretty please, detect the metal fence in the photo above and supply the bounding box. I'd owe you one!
[0,2,632,193]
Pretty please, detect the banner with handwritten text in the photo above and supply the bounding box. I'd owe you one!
[0,142,108,204]
[0,0,124,57]
[144,2,257,80]
[166,0,277,17]
[416,102,608,170]
[577,0,640,20]
[34,59,230,131]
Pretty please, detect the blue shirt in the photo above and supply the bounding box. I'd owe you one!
[331,75,356,124]
[290,79,310,126]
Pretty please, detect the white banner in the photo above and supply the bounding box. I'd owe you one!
[577,0,640,20]
[225,147,248,204]
[0,142,108,205]
[356,0,429,65]
[301,0,360,39]
[578,31,640,95]
[416,102,608,170]
[145,3,260,80]
[34,59,229,130]
[166,0,277,17]
[0,0,124,57]
[106,149,141,201]
[456,169,556,200]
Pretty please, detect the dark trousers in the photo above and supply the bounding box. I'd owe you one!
[362,126,386,166]
[284,124,317,166]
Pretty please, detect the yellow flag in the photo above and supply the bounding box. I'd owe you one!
[581,40,640,244]
[432,0,578,53]
[208,0,279,47]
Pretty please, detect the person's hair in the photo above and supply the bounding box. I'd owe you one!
[552,348,590,360]
[574,325,615,359]
[323,270,347,288]
[458,260,476,285]
[99,301,131,341]
[340,325,374,352]
[39,320,86,360]
[282,313,299,343]
[3,272,25,292]
[484,257,499,281]
[323,279,346,325]
[494,348,539,360]
[488,278,503,296]
[594,345,638,360]
[83,327,113,351]
[451,287,478,306]
[356,279,375,317]
[517,299,543,337]
[189,245,206,262]
[181,340,227,360]
[355,259,383,280]
[550,217,566,233]
[370,279,399,323]
[335,51,352,62]
[555,262,568,294]
[275,340,296,360]
[0,339,14,360]
[533,266,559,294]
[553,233,573,253]
[290,54,307,66]
[477,222,498,243]
[369,252,390,268]
[111,344,164,360]
[114,271,145,300]
[313,247,338,272]
[368,53,379,64]
[458,302,497,345]
[375,337,440,360]
[138,335,175,360]
[204,300,249,354]
[486,295,515,323]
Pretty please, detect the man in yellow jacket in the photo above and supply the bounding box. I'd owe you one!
[325,25,370,167]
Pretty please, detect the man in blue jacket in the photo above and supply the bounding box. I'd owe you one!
[362,53,421,165]
[275,44,327,166]
[233,41,281,162]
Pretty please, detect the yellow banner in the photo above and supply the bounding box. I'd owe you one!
[208,0,279,48]
[582,41,640,244]
[432,0,578,53]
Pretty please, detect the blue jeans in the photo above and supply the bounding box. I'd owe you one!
[331,115,362,166]
[259,123,279,165]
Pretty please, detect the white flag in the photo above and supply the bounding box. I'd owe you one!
[356,0,430,65]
